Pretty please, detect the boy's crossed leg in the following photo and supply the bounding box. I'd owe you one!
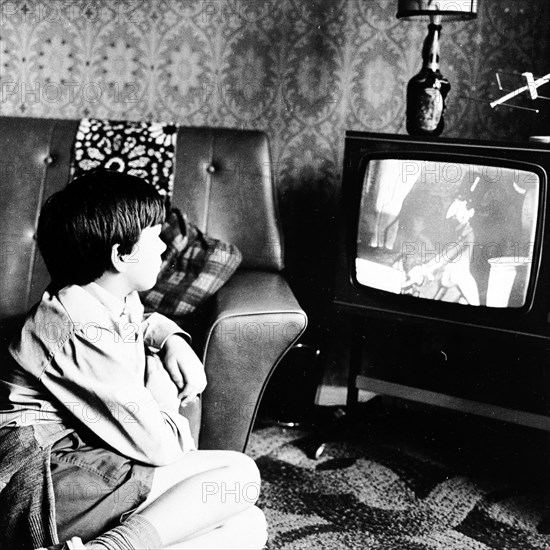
[87,449,266,550]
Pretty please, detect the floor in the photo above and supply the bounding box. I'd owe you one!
[252,400,550,549]
[256,397,550,489]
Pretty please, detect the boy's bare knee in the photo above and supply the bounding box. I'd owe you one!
[229,452,261,485]
[221,451,261,504]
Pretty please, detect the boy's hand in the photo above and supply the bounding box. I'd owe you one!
[161,335,207,407]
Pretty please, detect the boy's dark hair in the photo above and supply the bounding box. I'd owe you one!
[37,170,166,288]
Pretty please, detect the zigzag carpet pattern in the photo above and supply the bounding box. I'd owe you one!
[248,405,550,549]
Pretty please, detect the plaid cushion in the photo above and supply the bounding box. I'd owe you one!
[141,208,242,318]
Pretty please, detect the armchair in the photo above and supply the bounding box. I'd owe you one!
[0,116,307,452]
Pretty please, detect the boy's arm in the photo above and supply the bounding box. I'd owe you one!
[144,353,181,413]
[144,353,197,450]
[160,336,207,407]
[141,311,191,349]
[142,312,207,406]
[39,329,194,466]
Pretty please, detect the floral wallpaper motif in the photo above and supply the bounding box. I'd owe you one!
[2,0,549,187]
[1,0,550,344]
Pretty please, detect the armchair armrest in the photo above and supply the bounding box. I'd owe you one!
[198,270,307,451]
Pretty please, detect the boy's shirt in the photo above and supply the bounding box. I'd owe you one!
[1,282,196,465]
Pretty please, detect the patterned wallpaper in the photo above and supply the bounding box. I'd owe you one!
[2,0,550,189]
[2,0,550,345]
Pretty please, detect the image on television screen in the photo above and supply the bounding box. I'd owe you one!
[356,159,540,308]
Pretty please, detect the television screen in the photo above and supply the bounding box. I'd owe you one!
[355,159,540,308]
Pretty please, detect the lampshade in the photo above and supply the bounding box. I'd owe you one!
[397,0,477,21]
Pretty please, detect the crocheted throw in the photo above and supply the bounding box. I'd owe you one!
[71,118,177,198]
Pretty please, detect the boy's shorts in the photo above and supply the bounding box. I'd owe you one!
[50,431,155,543]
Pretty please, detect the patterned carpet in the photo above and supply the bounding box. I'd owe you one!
[248,404,550,549]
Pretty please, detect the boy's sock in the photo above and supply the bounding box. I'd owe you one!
[85,515,163,550]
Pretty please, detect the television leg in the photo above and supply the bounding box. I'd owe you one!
[346,316,363,415]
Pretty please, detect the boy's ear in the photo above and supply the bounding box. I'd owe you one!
[110,244,127,273]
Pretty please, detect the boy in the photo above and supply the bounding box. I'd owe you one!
[0,171,266,549]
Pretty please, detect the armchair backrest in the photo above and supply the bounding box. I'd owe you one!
[0,117,284,321]
[173,126,284,272]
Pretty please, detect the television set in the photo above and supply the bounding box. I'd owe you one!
[334,131,550,342]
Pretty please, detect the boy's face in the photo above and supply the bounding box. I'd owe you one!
[121,224,166,292]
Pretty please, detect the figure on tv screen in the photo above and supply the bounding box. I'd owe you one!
[402,196,480,305]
